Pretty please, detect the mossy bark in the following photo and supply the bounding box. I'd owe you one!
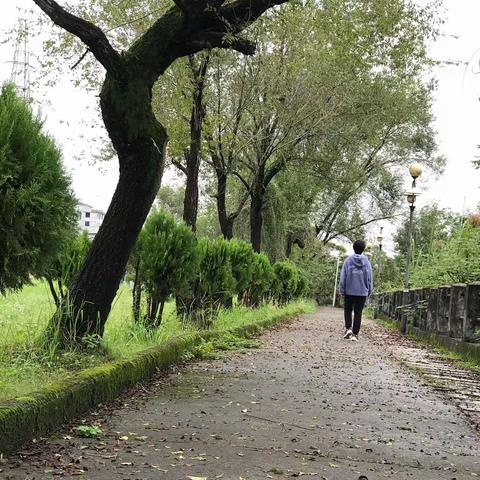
[56,73,168,341]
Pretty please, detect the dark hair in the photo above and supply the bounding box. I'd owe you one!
[353,240,366,254]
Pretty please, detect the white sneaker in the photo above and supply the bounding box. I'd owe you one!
[351,335,359,342]
[343,329,353,339]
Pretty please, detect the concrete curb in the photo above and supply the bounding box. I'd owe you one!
[0,310,300,455]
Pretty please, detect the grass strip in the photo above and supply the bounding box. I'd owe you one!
[0,305,308,455]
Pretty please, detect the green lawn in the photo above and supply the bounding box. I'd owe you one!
[0,282,314,400]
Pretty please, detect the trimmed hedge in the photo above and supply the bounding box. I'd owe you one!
[131,212,308,321]
[0,307,305,455]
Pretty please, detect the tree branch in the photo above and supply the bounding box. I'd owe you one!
[127,0,288,84]
[324,213,401,243]
[32,0,123,76]
[233,170,252,193]
[186,33,256,56]
[228,189,250,221]
[172,158,187,175]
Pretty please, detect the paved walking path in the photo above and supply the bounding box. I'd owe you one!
[3,308,480,479]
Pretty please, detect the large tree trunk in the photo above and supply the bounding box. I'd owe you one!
[250,192,264,253]
[250,170,266,252]
[55,77,167,343]
[215,168,234,239]
[182,55,209,231]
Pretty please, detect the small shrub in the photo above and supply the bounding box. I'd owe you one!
[195,237,235,320]
[140,209,200,327]
[45,230,91,307]
[272,260,299,305]
[295,270,309,298]
[242,253,275,307]
[228,239,256,299]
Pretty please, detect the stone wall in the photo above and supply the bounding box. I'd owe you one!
[373,282,480,343]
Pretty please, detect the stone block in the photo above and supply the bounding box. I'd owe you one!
[437,285,451,334]
[418,288,429,331]
[426,288,439,332]
[464,282,480,343]
[410,289,421,327]
[449,284,467,339]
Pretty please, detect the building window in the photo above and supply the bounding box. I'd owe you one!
[85,221,90,227]
[85,212,90,218]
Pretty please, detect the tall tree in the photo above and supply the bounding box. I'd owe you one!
[163,52,211,232]
[33,0,288,342]
[200,0,442,252]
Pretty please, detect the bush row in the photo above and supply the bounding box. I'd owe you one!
[129,209,308,327]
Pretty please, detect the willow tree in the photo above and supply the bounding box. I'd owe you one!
[33,0,287,342]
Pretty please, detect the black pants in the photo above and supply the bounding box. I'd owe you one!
[344,295,367,336]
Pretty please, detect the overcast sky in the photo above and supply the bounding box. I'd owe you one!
[1,0,479,231]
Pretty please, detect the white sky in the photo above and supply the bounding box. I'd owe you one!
[0,0,479,230]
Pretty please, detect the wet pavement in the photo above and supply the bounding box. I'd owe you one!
[2,308,479,479]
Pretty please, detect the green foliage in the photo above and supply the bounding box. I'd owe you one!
[410,222,480,287]
[295,270,309,298]
[370,247,403,292]
[191,332,260,360]
[0,83,77,293]
[156,185,185,221]
[141,209,199,325]
[272,261,299,305]
[45,230,91,306]
[75,425,102,438]
[196,237,235,309]
[290,239,340,303]
[228,239,256,296]
[394,203,459,259]
[242,253,275,307]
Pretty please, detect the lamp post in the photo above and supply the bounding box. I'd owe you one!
[400,163,423,333]
[332,251,341,307]
[376,227,384,284]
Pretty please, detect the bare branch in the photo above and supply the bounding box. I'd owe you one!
[323,213,402,243]
[232,170,252,193]
[172,158,187,175]
[32,0,123,76]
[71,48,89,70]
[228,189,250,221]
[186,33,256,56]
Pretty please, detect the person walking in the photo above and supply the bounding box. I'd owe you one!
[339,240,373,341]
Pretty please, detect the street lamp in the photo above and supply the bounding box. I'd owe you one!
[376,226,384,283]
[332,250,342,307]
[401,163,423,332]
[404,163,423,289]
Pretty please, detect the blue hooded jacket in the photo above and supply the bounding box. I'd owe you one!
[339,254,373,297]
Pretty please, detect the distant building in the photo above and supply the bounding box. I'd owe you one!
[77,202,105,239]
